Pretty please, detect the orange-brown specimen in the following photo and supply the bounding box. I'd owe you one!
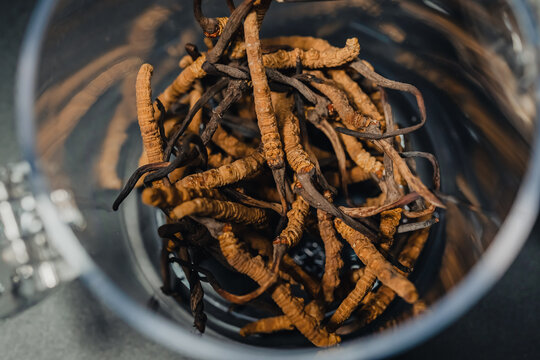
[244,233,321,297]
[177,150,265,190]
[273,92,314,174]
[240,300,324,336]
[329,69,384,125]
[218,225,339,347]
[318,208,344,304]
[243,9,284,170]
[136,64,164,164]
[274,195,310,248]
[355,225,432,327]
[155,55,207,116]
[334,218,418,303]
[262,38,360,69]
[309,72,376,129]
[377,140,443,208]
[339,130,384,178]
[141,186,223,208]
[327,267,376,331]
[379,208,403,250]
[207,152,234,168]
[212,126,257,158]
[171,198,268,227]
[188,82,204,134]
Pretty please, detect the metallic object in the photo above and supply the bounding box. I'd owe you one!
[0,162,81,317]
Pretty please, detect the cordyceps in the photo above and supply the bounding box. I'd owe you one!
[318,207,344,304]
[110,0,443,348]
[243,5,287,213]
[334,218,418,303]
[136,64,164,173]
[218,224,339,347]
[273,92,314,175]
[177,149,266,189]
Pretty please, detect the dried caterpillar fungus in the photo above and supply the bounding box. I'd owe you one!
[244,10,284,170]
[218,225,340,347]
[274,195,310,247]
[188,83,204,134]
[339,129,384,178]
[171,198,268,227]
[141,186,223,208]
[353,225,432,329]
[155,55,207,116]
[240,300,324,336]
[247,38,360,69]
[380,208,403,239]
[178,150,265,190]
[309,72,376,129]
[273,92,314,174]
[212,126,257,158]
[244,233,321,297]
[327,267,377,331]
[334,218,418,303]
[136,64,164,164]
[329,69,384,125]
[110,5,442,346]
[318,208,344,304]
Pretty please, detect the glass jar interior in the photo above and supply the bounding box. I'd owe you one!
[30,0,536,353]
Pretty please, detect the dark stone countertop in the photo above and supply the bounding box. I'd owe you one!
[0,2,538,359]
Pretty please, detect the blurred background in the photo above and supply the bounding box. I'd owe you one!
[0,1,538,359]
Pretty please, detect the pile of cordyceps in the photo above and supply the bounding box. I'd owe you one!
[112,0,444,347]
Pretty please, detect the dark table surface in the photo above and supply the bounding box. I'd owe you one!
[1,2,539,359]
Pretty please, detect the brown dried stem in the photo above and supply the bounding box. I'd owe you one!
[339,192,420,218]
[334,218,418,303]
[217,224,339,347]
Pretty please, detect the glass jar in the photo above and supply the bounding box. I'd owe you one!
[10,0,540,359]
